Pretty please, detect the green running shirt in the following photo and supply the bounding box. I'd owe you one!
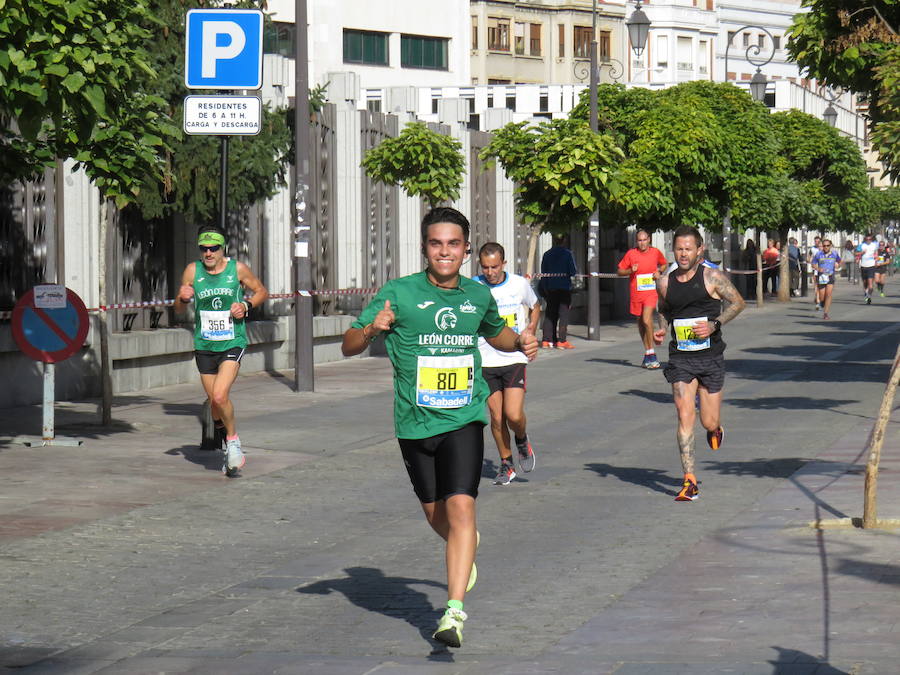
[352,271,506,440]
[192,258,247,352]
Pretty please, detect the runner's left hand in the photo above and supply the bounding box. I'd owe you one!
[231,301,248,319]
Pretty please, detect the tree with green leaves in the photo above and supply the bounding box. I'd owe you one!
[361,121,465,208]
[0,0,177,206]
[479,116,624,273]
[571,82,782,235]
[768,109,873,299]
[788,1,900,180]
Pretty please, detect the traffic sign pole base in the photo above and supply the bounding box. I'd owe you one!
[11,436,84,447]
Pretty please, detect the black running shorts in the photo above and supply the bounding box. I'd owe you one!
[816,274,835,287]
[861,266,876,281]
[482,363,527,395]
[398,422,485,503]
[664,354,726,394]
[195,346,245,375]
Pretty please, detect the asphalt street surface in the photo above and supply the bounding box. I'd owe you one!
[0,280,898,674]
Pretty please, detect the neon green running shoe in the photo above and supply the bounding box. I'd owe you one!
[433,607,467,648]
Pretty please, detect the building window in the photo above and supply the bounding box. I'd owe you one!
[574,26,592,58]
[773,35,781,50]
[488,17,510,51]
[472,16,478,50]
[401,34,449,70]
[656,34,668,66]
[530,24,542,56]
[727,31,736,46]
[742,32,750,47]
[515,22,526,55]
[698,40,709,74]
[758,34,765,48]
[599,30,610,61]
[677,36,693,71]
[558,24,565,57]
[343,29,389,66]
[263,21,295,57]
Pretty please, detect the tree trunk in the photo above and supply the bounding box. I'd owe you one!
[756,252,764,307]
[862,342,900,528]
[525,224,541,277]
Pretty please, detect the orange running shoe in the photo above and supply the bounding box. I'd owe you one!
[675,478,699,501]
[707,427,724,451]
[556,341,575,349]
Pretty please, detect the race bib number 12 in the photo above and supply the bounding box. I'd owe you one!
[673,316,710,352]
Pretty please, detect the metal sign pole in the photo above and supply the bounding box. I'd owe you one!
[293,0,314,392]
[587,0,602,341]
[219,136,229,231]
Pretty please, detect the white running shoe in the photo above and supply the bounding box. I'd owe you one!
[223,438,245,476]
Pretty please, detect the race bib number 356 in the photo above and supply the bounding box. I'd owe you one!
[200,310,234,341]
[673,316,710,352]
[416,355,474,408]
[636,273,656,291]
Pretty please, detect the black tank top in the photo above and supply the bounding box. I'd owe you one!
[666,267,724,358]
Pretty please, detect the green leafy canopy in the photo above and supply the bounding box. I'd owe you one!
[362,121,465,208]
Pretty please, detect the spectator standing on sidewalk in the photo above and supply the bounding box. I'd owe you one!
[761,239,780,296]
[788,238,801,296]
[740,239,758,299]
[617,230,668,368]
[842,240,858,284]
[539,234,577,350]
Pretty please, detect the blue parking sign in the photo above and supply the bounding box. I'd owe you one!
[185,9,264,90]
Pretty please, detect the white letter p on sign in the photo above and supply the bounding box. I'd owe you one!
[201,21,246,78]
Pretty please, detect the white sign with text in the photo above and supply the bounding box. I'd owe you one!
[183,95,261,135]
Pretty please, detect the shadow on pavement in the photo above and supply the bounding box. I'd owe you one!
[584,358,641,368]
[834,558,900,586]
[165,444,223,471]
[619,388,672,404]
[584,463,679,496]
[768,647,849,674]
[297,567,453,659]
[726,358,890,384]
[728,396,858,411]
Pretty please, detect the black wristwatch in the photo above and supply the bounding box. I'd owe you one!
[713,319,722,332]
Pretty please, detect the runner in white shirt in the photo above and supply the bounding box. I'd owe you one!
[475,243,541,486]
[857,233,878,304]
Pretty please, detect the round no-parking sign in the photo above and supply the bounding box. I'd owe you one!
[11,286,90,363]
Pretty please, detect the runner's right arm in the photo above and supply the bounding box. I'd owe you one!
[174,263,196,314]
[342,299,395,357]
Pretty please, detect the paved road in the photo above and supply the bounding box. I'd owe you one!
[1,281,898,674]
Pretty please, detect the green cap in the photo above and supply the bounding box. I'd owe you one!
[198,231,226,247]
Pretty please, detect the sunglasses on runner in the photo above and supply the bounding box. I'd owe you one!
[199,245,221,252]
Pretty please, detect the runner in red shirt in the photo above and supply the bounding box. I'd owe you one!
[617,229,669,368]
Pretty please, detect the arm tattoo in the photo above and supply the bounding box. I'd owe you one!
[707,268,745,325]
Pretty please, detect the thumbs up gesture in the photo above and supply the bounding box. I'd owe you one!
[371,299,396,335]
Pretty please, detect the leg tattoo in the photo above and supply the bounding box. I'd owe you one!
[678,428,695,475]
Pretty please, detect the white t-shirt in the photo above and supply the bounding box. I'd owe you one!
[475,272,538,367]
[858,241,878,268]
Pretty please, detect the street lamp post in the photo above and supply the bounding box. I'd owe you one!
[724,25,776,103]
[820,86,843,127]
[586,0,651,341]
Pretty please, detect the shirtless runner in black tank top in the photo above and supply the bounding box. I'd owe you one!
[654,226,746,502]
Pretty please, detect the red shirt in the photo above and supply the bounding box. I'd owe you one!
[618,246,668,297]
[762,248,780,266]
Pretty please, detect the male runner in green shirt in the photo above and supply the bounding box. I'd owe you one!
[342,207,538,648]
[175,226,268,476]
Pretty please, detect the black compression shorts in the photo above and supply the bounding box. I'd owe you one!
[663,354,726,394]
[195,346,245,375]
[398,422,485,503]
[482,363,527,394]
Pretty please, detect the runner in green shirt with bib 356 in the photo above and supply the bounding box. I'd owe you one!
[342,207,538,649]
[175,226,268,477]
